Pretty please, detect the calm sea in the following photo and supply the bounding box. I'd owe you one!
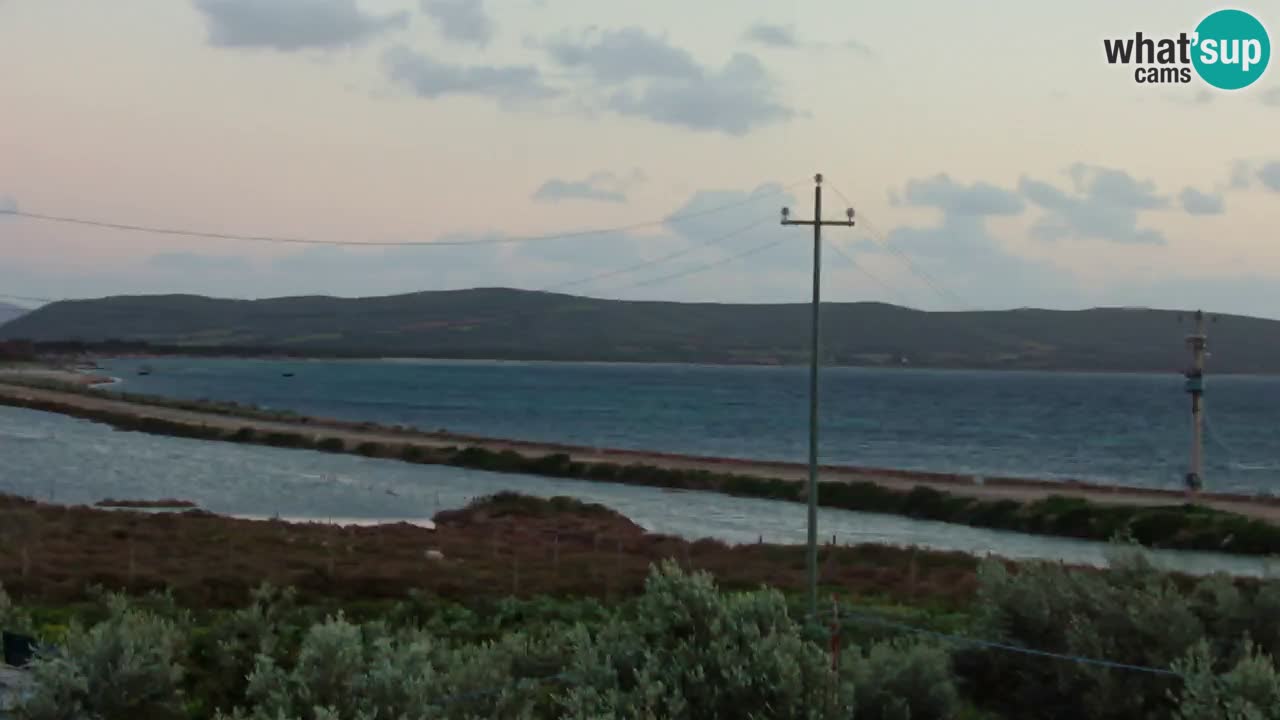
[94,357,1280,494]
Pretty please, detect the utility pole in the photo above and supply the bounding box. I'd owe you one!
[1183,310,1208,497]
[781,173,855,620]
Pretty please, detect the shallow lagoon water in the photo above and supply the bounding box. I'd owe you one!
[1,405,1275,578]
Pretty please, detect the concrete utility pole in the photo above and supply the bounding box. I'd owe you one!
[781,173,855,620]
[1183,310,1208,497]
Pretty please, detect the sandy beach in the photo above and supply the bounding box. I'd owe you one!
[2,369,1279,524]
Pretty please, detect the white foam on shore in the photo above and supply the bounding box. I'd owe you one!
[231,513,436,529]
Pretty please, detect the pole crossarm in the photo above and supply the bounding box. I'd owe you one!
[781,219,856,227]
[779,172,857,622]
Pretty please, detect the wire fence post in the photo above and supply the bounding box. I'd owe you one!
[552,531,560,582]
[512,553,520,596]
[908,548,919,600]
[828,595,842,716]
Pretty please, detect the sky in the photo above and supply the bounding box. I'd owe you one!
[1,0,1279,316]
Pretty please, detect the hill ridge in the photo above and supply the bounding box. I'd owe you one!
[2,288,1275,372]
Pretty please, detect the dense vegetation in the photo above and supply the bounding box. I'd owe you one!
[8,546,1280,719]
[4,288,1277,371]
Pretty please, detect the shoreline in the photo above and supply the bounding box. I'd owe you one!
[2,368,1232,504]
[32,349,1280,376]
[0,369,1272,511]
[5,371,1280,554]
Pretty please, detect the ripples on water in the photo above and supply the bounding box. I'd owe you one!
[97,357,1280,493]
[1,405,1276,577]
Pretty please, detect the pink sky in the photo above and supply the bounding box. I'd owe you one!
[2,0,1278,315]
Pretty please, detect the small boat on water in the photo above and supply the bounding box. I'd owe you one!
[137,365,153,376]
[282,372,295,378]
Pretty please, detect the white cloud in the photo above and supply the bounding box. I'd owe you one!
[420,0,494,46]
[192,0,409,51]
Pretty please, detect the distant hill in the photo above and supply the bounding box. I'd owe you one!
[0,288,1273,373]
[0,302,29,326]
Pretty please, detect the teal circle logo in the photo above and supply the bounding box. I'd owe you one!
[1192,9,1270,90]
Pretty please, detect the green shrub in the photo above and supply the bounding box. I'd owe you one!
[841,638,960,720]
[558,560,847,718]
[186,584,301,718]
[1129,509,1194,546]
[20,594,187,720]
[0,581,32,636]
[1173,639,1280,720]
[527,453,573,477]
[262,432,308,449]
[315,437,345,453]
[959,544,1280,720]
[222,614,566,720]
[355,442,384,457]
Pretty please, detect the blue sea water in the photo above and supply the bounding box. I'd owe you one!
[95,357,1280,494]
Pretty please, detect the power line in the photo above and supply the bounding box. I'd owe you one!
[614,234,788,291]
[823,238,916,308]
[0,180,805,249]
[542,216,773,294]
[825,185,974,311]
[832,607,1184,678]
[378,218,778,330]
[2,218,777,330]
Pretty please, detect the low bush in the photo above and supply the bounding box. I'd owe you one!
[315,437,344,453]
[20,593,187,720]
[959,544,1280,720]
[261,432,309,449]
[841,638,960,720]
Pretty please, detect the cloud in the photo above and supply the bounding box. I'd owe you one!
[532,170,644,204]
[1230,160,1255,190]
[662,181,798,238]
[518,181,798,273]
[741,23,873,57]
[899,174,1024,216]
[420,0,493,46]
[1019,164,1168,245]
[192,0,409,51]
[881,204,1080,310]
[841,39,875,57]
[605,54,793,135]
[382,45,558,103]
[1179,187,1225,215]
[743,23,798,48]
[1260,162,1280,192]
[544,28,794,134]
[545,27,701,83]
[1262,87,1280,107]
